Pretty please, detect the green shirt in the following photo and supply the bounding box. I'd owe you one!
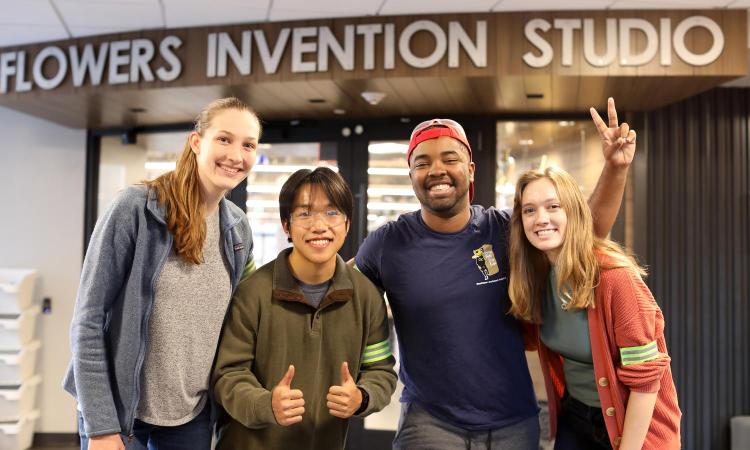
[212,248,397,450]
[540,268,600,407]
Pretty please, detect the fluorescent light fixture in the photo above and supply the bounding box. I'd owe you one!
[539,154,548,170]
[367,202,420,211]
[368,143,408,154]
[367,168,410,176]
[367,187,415,197]
[519,139,534,146]
[145,161,176,170]
[253,164,339,173]
[245,212,279,221]
[246,185,282,194]
[247,197,419,212]
[246,200,280,209]
[496,184,516,194]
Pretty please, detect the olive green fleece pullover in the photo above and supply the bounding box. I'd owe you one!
[212,248,397,450]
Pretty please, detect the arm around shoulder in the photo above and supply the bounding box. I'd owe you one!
[212,281,277,428]
[240,218,257,280]
[353,223,388,289]
[353,274,397,416]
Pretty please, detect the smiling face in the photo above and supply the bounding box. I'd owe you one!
[190,108,260,200]
[284,183,350,278]
[408,136,475,218]
[521,177,568,263]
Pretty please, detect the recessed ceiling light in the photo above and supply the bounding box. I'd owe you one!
[368,143,408,154]
[361,91,386,105]
[333,109,346,115]
[145,161,176,170]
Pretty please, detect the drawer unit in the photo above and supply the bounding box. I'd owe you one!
[0,376,41,422]
[0,309,40,352]
[0,270,38,316]
[0,410,39,450]
[0,341,41,386]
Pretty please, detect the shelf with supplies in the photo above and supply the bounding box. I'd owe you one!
[0,269,41,450]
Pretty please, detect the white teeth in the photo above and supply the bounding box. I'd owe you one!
[219,165,240,174]
[537,229,555,236]
[429,184,450,191]
[309,239,330,247]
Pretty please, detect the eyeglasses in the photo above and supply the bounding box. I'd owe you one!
[290,209,347,229]
[410,118,468,142]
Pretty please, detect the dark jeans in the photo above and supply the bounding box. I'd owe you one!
[554,394,612,450]
[79,404,212,450]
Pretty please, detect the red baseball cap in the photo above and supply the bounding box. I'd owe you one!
[407,118,474,202]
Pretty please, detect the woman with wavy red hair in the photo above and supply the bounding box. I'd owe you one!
[508,166,681,450]
[64,97,259,450]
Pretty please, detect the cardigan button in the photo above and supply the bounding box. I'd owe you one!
[598,377,609,387]
[605,407,616,416]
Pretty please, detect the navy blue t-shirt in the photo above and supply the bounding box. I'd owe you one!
[356,206,538,430]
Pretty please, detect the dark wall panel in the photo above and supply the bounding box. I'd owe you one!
[640,88,750,450]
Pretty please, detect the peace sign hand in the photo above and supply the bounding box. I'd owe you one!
[590,97,636,169]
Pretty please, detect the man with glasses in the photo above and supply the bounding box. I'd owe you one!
[355,98,636,449]
[212,167,397,449]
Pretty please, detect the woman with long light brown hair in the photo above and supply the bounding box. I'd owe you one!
[508,166,681,450]
[64,97,259,450]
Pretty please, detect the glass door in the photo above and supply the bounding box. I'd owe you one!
[495,120,603,208]
[96,133,337,267]
[247,142,338,266]
[365,140,418,232]
[361,139,415,434]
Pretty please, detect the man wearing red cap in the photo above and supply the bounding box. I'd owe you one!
[355,99,635,449]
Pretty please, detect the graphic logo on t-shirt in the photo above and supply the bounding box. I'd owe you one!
[472,244,499,280]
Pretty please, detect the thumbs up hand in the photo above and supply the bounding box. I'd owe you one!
[271,365,305,426]
[326,362,362,419]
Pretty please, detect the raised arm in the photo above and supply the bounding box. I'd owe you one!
[588,97,637,238]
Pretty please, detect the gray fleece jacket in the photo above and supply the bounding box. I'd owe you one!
[62,185,254,438]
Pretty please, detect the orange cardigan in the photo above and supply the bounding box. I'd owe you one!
[532,266,681,449]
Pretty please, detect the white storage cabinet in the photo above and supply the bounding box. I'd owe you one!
[0,269,41,450]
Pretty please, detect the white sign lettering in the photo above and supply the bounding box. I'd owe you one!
[204,20,486,76]
[0,36,182,94]
[70,43,109,87]
[0,14,732,95]
[523,15,725,68]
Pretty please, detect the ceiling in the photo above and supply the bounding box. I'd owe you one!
[1,1,749,127]
[2,0,750,48]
